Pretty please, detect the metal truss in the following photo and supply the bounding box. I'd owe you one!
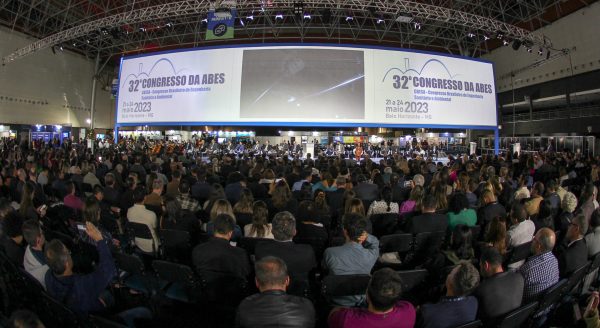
[0,0,590,65]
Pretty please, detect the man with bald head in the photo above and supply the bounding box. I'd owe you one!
[519,228,559,303]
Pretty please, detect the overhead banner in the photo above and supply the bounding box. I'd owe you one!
[206,8,236,40]
[116,45,497,128]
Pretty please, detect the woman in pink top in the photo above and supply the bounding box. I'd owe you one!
[400,185,424,215]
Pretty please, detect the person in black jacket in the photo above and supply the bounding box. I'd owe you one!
[405,194,448,234]
[474,247,524,321]
[236,256,315,328]
[555,213,588,278]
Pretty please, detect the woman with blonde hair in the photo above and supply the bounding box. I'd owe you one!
[206,199,242,240]
[233,189,254,227]
[266,180,297,219]
[344,198,365,216]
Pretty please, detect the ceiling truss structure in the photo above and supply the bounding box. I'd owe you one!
[0,0,595,66]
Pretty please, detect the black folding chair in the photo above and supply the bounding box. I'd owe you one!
[413,231,446,260]
[321,274,371,305]
[237,237,272,256]
[198,270,248,306]
[159,229,191,264]
[379,233,413,254]
[495,302,538,328]
[396,269,428,294]
[533,279,568,318]
[152,260,199,303]
[504,241,532,267]
[564,262,591,296]
[114,252,161,295]
[127,221,158,257]
[38,292,81,328]
[583,252,600,292]
[371,213,400,238]
[453,320,482,328]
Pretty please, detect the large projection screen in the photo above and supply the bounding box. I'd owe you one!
[116,45,497,128]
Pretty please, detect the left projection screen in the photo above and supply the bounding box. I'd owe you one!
[116,45,497,127]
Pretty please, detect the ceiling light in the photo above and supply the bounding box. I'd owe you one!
[345,16,353,22]
[414,22,421,30]
[275,14,283,20]
[303,14,311,19]
[377,19,384,24]
[467,32,475,38]
[503,39,509,46]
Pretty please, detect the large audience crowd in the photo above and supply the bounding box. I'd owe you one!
[1,136,600,327]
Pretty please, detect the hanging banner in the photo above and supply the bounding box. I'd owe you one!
[206,8,236,40]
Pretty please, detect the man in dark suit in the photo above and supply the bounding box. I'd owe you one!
[192,214,251,278]
[555,213,588,278]
[326,177,348,215]
[255,211,317,294]
[102,173,120,207]
[474,247,524,321]
[477,190,506,228]
[405,194,447,234]
[191,168,214,203]
[353,174,379,204]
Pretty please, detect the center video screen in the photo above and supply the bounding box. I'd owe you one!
[239,48,365,120]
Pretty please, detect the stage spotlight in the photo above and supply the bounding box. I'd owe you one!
[483,35,490,41]
[538,48,543,56]
[414,22,421,30]
[294,2,303,16]
[377,18,384,24]
[239,18,245,26]
[201,18,208,24]
[526,47,532,53]
[303,13,311,19]
[346,16,353,22]
[512,39,522,51]
[165,22,173,27]
[503,39,509,46]
[496,31,503,39]
[467,32,475,38]
[275,14,283,20]
[59,45,63,51]
[246,15,254,21]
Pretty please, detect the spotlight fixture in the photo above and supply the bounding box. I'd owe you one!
[496,31,503,39]
[414,22,421,30]
[139,27,146,32]
[467,32,475,38]
[293,2,303,16]
[512,39,522,51]
[377,18,384,24]
[537,48,543,56]
[303,14,311,19]
[246,15,254,21]
[239,18,245,26]
[503,39,509,46]
[345,16,353,22]
[275,14,283,20]
[165,22,173,27]
[483,35,490,41]
[201,18,208,24]
[59,45,63,51]
[526,47,532,53]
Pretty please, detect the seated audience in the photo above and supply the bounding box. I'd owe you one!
[22,219,49,288]
[328,268,416,328]
[127,188,160,254]
[555,213,588,277]
[45,222,151,325]
[0,213,25,266]
[405,194,448,234]
[323,214,379,307]
[587,210,600,257]
[243,200,273,239]
[366,186,399,217]
[446,192,476,230]
[519,228,559,303]
[474,246,524,321]
[255,211,317,294]
[420,262,480,328]
[236,256,315,328]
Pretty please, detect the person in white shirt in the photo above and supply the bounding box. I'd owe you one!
[127,188,160,254]
[22,220,49,289]
[507,203,535,270]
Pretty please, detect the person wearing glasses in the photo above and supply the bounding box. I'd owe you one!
[555,213,588,278]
